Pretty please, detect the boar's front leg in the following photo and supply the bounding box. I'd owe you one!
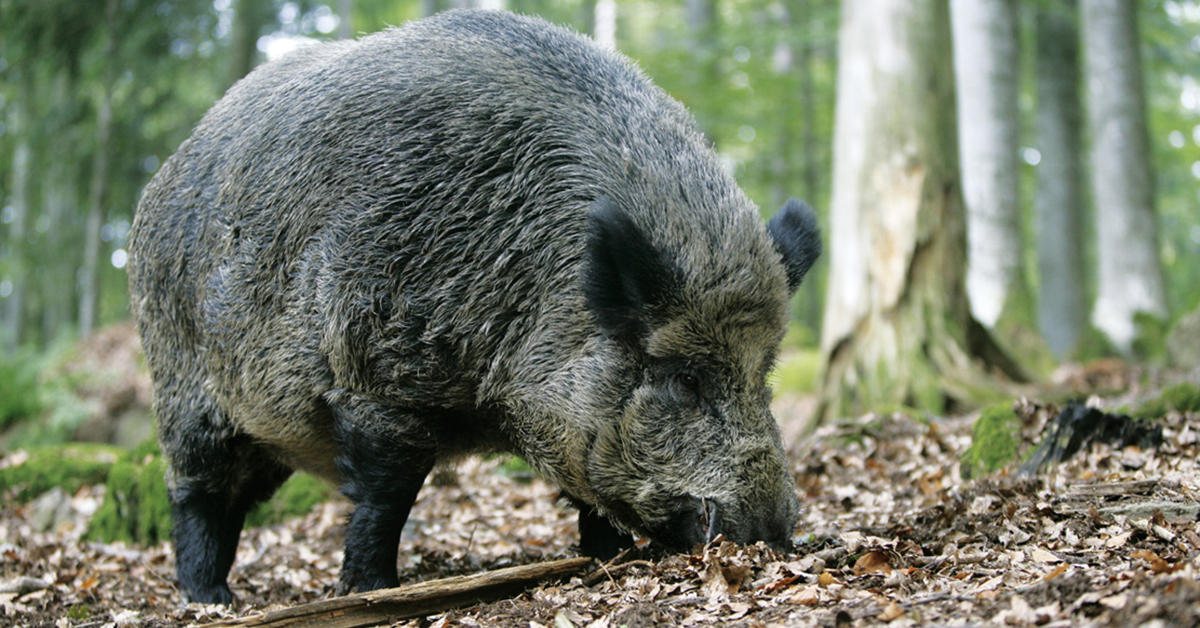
[328,391,437,595]
[577,502,636,560]
[166,422,291,604]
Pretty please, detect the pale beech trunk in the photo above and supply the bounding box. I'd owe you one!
[951,0,1023,328]
[1080,0,1165,352]
[1034,0,1086,359]
[818,0,1021,422]
[592,0,616,50]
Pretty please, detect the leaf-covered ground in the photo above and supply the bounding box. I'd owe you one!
[4,376,1200,627]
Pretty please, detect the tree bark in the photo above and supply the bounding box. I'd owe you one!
[1080,0,1165,353]
[1034,0,1087,359]
[950,0,1024,329]
[818,0,1021,422]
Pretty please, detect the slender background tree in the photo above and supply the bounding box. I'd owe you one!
[1081,0,1167,354]
[1033,0,1087,360]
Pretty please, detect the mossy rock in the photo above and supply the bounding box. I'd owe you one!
[0,443,122,502]
[245,472,336,528]
[87,444,172,545]
[1127,382,1200,420]
[960,403,1020,480]
[89,439,336,544]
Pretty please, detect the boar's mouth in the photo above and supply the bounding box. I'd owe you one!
[645,496,723,552]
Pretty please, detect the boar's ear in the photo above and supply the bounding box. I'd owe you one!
[767,198,822,293]
[584,198,681,342]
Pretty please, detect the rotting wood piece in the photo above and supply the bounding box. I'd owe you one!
[1062,479,1159,498]
[205,557,593,628]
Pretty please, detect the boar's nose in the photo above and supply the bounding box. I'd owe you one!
[654,496,722,552]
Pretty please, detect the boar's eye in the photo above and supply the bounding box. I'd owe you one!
[670,369,704,405]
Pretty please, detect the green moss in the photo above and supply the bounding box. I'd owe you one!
[0,443,121,502]
[992,287,1057,379]
[1127,382,1200,419]
[245,472,335,528]
[960,403,1020,480]
[87,445,172,545]
[907,357,945,415]
[1131,312,1170,364]
[769,349,823,395]
[1071,326,1118,363]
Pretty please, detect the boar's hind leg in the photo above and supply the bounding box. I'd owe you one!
[576,501,636,561]
[328,392,438,595]
[167,425,291,605]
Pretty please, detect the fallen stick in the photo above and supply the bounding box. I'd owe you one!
[206,556,593,628]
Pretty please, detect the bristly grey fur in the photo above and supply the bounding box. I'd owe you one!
[127,9,821,604]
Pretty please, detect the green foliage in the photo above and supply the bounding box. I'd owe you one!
[0,443,120,503]
[0,350,43,431]
[87,443,171,546]
[245,472,335,528]
[494,455,537,484]
[960,403,1020,480]
[770,349,822,395]
[0,339,118,449]
[1127,382,1200,420]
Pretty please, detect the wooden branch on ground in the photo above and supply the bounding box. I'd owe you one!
[206,556,593,628]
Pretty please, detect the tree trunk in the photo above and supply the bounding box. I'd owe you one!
[1080,0,1165,353]
[779,0,825,337]
[41,70,80,344]
[686,0,719,103]
[79,0,120,339]
[1034,0,1087,359]
[818,0,1021,422]
[225,0,273,93]
[3,81,32,351]
[337,0,354,40]
[591,0,617,50]
[950,0,1024,329]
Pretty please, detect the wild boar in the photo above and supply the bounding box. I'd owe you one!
[127,9,821,604]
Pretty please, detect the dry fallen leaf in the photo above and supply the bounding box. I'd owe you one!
[1131,549,1180,574]
[789,586,820,606]
[877,601,905,621]
[853,551,894,576]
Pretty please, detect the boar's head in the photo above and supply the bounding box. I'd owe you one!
[580,197,821,552]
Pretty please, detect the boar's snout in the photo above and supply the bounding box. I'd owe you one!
[649,492,797,554]
[649,496,722,552]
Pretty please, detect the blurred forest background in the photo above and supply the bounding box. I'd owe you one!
[0,0,1198,445]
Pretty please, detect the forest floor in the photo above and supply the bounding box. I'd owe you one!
[4,365,1200,627]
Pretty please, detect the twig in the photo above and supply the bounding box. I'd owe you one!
[204,556,592,628]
